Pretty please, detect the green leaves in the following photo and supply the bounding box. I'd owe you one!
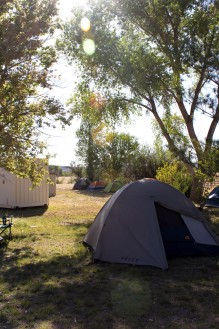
[0,0,69,183]
[156,160,192,195]
[60,0,219,200]
[68,85,138,127]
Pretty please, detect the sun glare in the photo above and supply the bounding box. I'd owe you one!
[80,16,95,55]
[80,17,91,32]
[83,39,96,56]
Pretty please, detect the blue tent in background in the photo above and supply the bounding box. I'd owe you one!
[204,186,219,207]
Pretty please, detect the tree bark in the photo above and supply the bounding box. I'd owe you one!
[189,176,204,204]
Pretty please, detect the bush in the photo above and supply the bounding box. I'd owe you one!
[156,161,192,195]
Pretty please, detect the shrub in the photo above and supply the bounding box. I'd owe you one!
[156,161,192,195]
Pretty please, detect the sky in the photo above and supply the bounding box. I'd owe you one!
[45,0,219,167]
[42,0,85,167]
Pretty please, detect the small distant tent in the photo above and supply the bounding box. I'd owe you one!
[87,181,106,190]
[73,178,90,190]
[83,179,219,269]
[204,186,219,207]
[104,181,123,193]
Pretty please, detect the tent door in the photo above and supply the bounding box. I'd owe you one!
[155,203,196,258]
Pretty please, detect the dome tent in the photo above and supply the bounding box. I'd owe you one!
[83,179,219,269]
[203,186,219,207]
[104,180,124,193]
[73,178,90,190]
[87,181,106,190]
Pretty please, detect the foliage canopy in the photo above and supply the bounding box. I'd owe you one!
[0,0,70,184]
[60,0,219,200]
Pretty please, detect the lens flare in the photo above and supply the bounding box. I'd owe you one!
[83,39,96,55]
[80,17,91,32]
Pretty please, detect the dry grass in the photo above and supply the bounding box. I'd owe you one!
[0,183,219,329]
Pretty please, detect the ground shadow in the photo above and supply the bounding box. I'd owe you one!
[200,207,219,236]
[0,205,48,218]
[74,189,112,199]
[0,248,114,329]
[1,242,219,329]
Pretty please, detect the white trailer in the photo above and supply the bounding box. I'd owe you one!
[0,168,49,208]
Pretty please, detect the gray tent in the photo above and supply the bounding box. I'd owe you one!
[83,179,219,269]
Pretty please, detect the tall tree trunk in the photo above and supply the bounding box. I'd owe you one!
[189,176,204,204]
[184,163,204,203]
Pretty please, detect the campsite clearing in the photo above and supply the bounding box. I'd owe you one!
[0,182,219,329]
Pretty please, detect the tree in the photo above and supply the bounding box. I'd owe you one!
[0,0,70,184]
[103,131,140,181]
[70,161,86,179]
[49,165,62,176]
[67,87,137,181]
[76,120,105,181]
[67,88,144,181]
[124,145,164,180]
[59,0,219,201]
[76,124,143,182]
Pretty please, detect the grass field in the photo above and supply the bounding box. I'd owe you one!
[0,183,219,329]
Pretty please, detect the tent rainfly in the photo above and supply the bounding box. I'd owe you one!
[87,181,106,190]
[83,179,219,269]
[104,181,123,193]
[203,186,219,207]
